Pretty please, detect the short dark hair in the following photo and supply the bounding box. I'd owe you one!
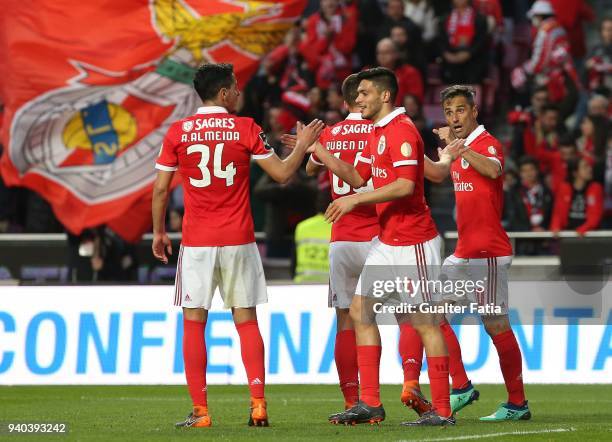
[518,155,538,169]
[341,74,361,107]
[532,86,549,96]
[541,103,559,114]
[357,67,399,102]
[193,63,234,101]
[440,85,476,106]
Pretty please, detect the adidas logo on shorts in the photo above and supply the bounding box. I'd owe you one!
[185,294,192,302]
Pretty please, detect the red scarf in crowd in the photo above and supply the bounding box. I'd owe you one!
[446,7,476,48]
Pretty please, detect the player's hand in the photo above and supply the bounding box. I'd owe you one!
[152,232,172,264]
[324,195,358,223]
[280,133,297,149]
[433,126,454,144]
[296,119,325,150]
[438,138,468,161]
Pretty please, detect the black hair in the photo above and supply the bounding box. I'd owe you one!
[558,133,577,147]
[341,74,361,107]
[518,155,539,169]
[193,63,234,102]
[440,85,476,107]
[357,67,399,102]
[541,103,560,114]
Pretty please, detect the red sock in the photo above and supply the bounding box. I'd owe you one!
[427,356,451,417]
[398,323,423,383]
[439,320,470,390]
[492,330,526,406]
[183,319,207,406]
[335,330,359,404]
[357,345,382,407]
[236,320,266,399]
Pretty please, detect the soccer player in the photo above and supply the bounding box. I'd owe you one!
[151,63,324,428]
[283,74,464,416]
[432,85,531,421]
[313,67,459,426]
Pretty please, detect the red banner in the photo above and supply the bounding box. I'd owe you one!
[0,0,305,241]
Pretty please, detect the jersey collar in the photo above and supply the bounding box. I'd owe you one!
[465,124,486,146]
[196,106,228,114]
[345,113,363,120]
[374,107,406,127]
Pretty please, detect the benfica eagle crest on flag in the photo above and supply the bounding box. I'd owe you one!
[0,0,305,241]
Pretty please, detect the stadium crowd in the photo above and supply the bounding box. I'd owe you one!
[0,0,610,270]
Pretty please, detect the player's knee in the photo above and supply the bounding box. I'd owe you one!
[336,308,354,331]
[483,315,511,337]
[183,307,207,323]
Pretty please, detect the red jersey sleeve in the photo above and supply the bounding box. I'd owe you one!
[249,121,275,159]
[472,138,504,170]
[389,126,420,181]
[155,123,179,171]
[356,139,372,181]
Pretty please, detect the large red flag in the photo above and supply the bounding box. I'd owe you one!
[0,0,305,241]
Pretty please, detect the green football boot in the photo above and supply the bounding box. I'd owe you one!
[480,401,531,422]
[450,381,480,414]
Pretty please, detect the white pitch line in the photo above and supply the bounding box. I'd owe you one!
[404,427,576,442]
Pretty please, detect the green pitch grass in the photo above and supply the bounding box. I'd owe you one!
[1,384,610,441]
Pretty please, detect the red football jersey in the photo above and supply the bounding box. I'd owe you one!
[311,113,379,242]
[450,125,513,258]
[356,108,438,246]
[155,106,273,246]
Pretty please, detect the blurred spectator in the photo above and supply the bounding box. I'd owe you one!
[505,156,554,254]
[509,86,550,158]
[587,94,610,118]
[390,25,427,77]
[326,85,346,114]
[168,208,183,233]
[522,104,567,174]
[549,0,594,62]
[505,156,553,232]
[547,135,579,193]
[403,0,438,43]
[379,0,423,46]
[575,115,609,167]
[91,226,138,281]
[511,1,579,119]
[376,38,424,105]
[438,0,488,84]
[550,157,604,235]
[585,18,612,96]
[299,0,357,89]
[266,25,315,94]
[473,0,503,35]
[349,0,385,67]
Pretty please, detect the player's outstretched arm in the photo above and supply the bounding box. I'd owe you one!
[256,120,325,184]
[324,178,415,223]
[151,170,174,264]
[424,138,466,183]
[280,134,326,177]
[312,142,365,188]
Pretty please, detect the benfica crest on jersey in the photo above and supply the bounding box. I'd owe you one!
[0,0,305,241]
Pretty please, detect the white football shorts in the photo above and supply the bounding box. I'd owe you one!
[356,236,442,305]
[441,254,512,315]
[173,242,268,309]
[328,239,375,309]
